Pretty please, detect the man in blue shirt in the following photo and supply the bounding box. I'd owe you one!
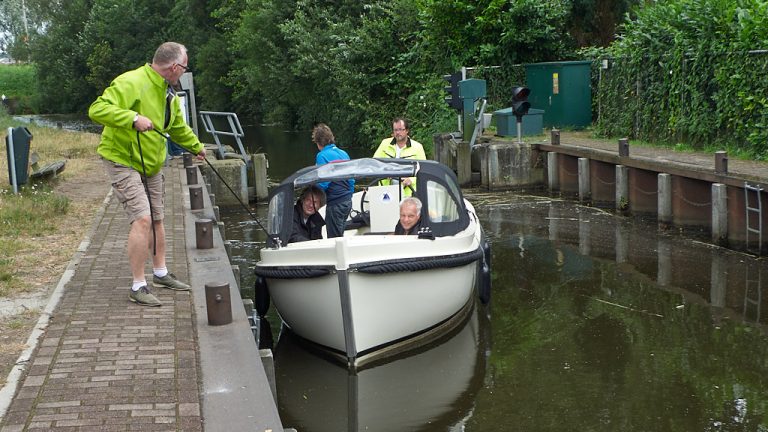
[312,123,354,238]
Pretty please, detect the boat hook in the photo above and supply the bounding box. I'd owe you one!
[151,128,275,244]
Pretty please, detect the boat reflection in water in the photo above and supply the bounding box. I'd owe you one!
[274,306,488,432]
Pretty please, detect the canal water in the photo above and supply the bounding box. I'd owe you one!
[219,125,768,431]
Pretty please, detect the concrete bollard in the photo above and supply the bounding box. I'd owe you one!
[183,152,193,168]
[578,157,590,203]
[186,166,198,185]
[252,153,270,201]
[189,185,204,211]
[618,138,629,157]
[205,282,232,326]
[218,221,226,241]
[615,165,629,211]
[712,183,727,244]
[715,151,728,174]
[658,173,672,227]
[196,219,214,249]
[547,152,559,192]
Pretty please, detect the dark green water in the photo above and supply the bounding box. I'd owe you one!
[220,126,768,432]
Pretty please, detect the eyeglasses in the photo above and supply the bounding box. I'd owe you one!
[175,63,191,73]
[393,128,407,132]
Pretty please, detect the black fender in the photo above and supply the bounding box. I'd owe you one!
[254,275,270,318]
[478,239,492,305]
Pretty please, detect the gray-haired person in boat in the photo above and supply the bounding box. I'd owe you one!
[312,123,354,238]
[394,197,423,235]
[289,186,326,243]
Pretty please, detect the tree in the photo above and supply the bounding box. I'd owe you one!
[0,0,51,61]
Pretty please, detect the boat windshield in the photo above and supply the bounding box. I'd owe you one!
[293,158,416,187]
[425,178,460,223]
[267,192,286,241]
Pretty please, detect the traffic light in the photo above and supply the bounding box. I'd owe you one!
[511,86,531,118]
[443,72,462,112]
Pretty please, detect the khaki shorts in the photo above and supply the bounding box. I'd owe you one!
[102,159,165,222]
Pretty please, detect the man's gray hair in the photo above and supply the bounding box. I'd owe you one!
[400,196,422,213]
[152,42,187,67]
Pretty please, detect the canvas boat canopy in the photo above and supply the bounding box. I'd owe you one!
[266,158,471,247]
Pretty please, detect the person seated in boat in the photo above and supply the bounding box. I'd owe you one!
[289,186,326,243]
[394,197,422,235]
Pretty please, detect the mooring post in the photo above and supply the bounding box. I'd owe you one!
[195,219,213,249]
[551,128,560,145]
[615,165,629,211]
[457,141,472,186]
[578,157,590,203]
[618,138,629,157]
[205,282,232,326]
[252,153,270,201]
[186,166,198,185]
[658,173,672,228]
[711,183,728,244]
[715,151,728,174]
[189,185,204,211]
[547,152,559,192]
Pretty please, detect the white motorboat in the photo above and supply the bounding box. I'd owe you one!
[255,158,491,367]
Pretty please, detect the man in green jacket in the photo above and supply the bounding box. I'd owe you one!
[372,117,426,197]
[89,41,206,307]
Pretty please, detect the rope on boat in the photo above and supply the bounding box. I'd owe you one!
[254,266,332,279]
[353,248,483,274]
[254,248,483,279]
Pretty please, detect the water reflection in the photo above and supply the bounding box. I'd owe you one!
[475,192,768,330]
[218,130,768,430]
[274,308,488,432]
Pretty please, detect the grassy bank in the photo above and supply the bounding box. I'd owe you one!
[1,110,105,384]
[0,112,101,297]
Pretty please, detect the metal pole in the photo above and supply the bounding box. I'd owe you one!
[7,127,18,194]
[516,117,523,144]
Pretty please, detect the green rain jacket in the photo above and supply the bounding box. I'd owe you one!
[373,137,426,196]
[89,64,203,176]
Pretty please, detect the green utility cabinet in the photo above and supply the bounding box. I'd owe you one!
[524,61,592,129]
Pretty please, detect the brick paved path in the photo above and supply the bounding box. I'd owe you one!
[1,162,203,431]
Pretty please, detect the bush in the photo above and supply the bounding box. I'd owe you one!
[0,64,38,113]
[595,0,768,159]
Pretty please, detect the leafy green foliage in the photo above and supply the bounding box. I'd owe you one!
[595,0,768,159]
[0,64,37,112]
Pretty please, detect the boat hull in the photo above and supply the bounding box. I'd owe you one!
[268,262,477,356]
[258,221,483,364]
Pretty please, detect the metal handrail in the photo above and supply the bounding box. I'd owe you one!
[199,111,248,163]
